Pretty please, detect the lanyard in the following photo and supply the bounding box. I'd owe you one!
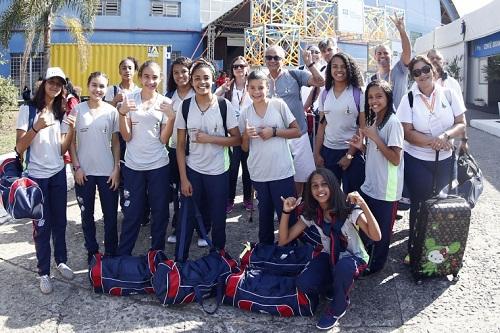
[419,92,436,113]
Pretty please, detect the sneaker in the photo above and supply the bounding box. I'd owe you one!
[197,238,209,247]
[167,234,177,244]
[39,275,53,294]
[243,199,253,211]
[403,254,411,265]
[316,306,347,330]
[57,263,74,280]
[226,200,234,214]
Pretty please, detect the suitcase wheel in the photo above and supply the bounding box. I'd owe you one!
[452,273,460,283]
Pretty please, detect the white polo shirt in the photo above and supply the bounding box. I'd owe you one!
[396,85,466,161]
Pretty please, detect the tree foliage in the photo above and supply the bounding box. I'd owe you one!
[482,55,500,82]
[0,0,99,85]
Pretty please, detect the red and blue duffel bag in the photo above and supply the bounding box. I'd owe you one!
[223,269,318,317]
[0,158,43,220]
[239,242,320,276]
[89,250,166,296]
[152,249,239,313]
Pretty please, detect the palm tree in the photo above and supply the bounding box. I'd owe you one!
[0,0,99,84]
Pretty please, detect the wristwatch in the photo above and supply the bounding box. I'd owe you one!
[346,153,354,160]
[272,126,277,137]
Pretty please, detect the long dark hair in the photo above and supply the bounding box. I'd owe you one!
[302,168,351,222]
[225,56,248,100]
[167,56,193,94]
[30,79,65,121]
[324,52,364,91]
[364,80,395,129]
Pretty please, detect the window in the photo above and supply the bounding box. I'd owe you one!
[171,51,182,61]
[150,1,181,17]
[97,0,121,16]
[10,53,43,89]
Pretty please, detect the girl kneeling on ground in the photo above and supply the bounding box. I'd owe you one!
[279,168,381,330]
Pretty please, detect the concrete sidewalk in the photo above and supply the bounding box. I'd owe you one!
[0,126,499,333]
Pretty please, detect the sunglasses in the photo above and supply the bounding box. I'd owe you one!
[265,55,282,61]
[232,64,247,70]
[412,65,432,77]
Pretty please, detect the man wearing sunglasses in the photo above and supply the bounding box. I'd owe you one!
[265,44,325,195]
[370,14,411,109]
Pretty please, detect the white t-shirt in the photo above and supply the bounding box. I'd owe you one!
[104,84,141,104]
[168,89,196,149]
[361,114,404,202]
[318,85,365,150]
[124,90,171,170]
[396,85,466,161]
[238,98,296,182]
[174,97,239,175]
[300,207,369,263]
[230,86,253,118]
[75,102,119,176]
[16,105,66,178]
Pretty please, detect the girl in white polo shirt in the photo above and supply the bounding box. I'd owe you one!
[348,80,404,275]
[15,67,76,294]
[240,70,301,244]
[174,58,241,261]
[117,60,176,255]
[215,56,253,213]
[69,72,120,264]
[165,56,195,244]
[314,52,365,194]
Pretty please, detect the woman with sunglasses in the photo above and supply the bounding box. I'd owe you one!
[396,55,466,263]
[215,56,253,213]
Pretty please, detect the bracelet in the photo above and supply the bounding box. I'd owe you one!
[32,126,39,134]
[307,62,315,68]
[282,210,291,215]
[73,165,80,172]
[272,126,277,137]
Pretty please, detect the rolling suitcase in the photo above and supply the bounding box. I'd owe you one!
[409,151,471,284]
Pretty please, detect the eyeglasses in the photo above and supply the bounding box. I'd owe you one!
[265,55,282,61]
[232,64,247,70]
[412,65,432,77]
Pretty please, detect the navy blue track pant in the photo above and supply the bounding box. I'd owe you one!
[404,152,455,253]
[297,252,367,316]
[252,176,295,245]
[75,175,118,256]
[228,146,252,202]
[176,167,228,261]
[30,167,67,276]
[117,164,170,255]
[360,191,398,273]
[320,146,365,194]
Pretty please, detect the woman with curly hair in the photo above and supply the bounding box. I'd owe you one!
[314,52,365,194]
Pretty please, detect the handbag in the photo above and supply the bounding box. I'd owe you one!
[456,150,483,208]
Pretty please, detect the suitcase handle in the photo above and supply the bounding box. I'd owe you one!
[432,150,456,196]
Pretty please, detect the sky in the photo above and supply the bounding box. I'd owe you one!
[453,0,494,16]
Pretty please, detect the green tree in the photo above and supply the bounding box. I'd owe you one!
[482,55,500,82]
[0,0,99,82]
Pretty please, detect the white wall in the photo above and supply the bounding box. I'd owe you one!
[468,56,489,104]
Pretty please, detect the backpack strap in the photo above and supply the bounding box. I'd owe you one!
[182,98,191,156]
[217,96,228,137]
[408,91,414,109]
[26,104,37,166]
[320,89,328,107]
[352,86,361,113]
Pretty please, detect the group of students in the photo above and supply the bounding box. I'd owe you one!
[16,23,466,329]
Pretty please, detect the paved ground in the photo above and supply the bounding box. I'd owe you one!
[0,124,499,332]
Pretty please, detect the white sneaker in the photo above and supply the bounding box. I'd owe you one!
[39,275,53,294]
[197,238,209,247]
[167,235,177,244]
[57,263,74,280]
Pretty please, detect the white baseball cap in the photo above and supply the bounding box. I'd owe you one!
[45,67,67,84]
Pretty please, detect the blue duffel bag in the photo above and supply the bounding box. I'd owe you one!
[89,250,166,296]
[223,269,319,317]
